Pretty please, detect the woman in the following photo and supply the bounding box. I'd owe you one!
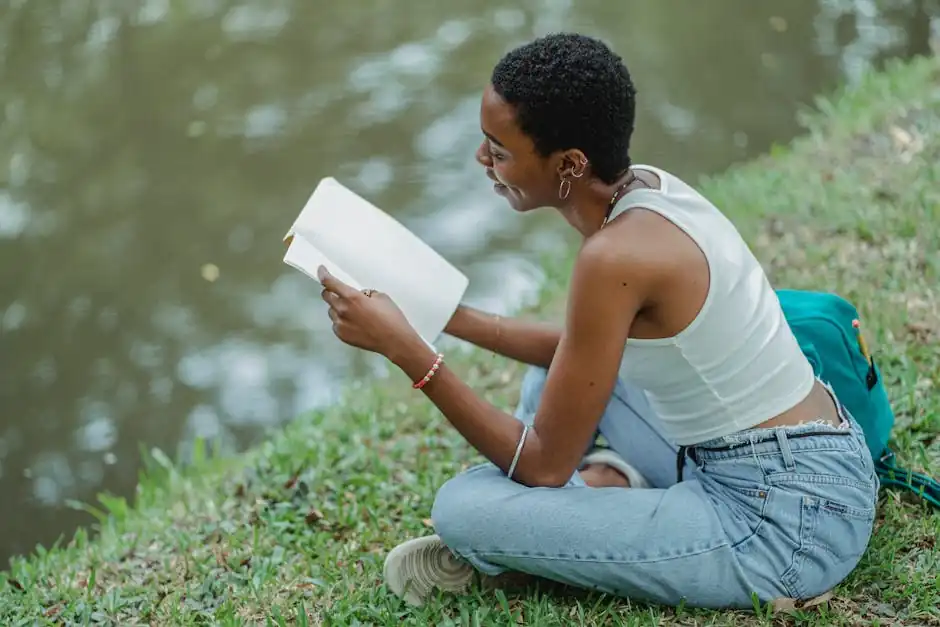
[316,33,878,609]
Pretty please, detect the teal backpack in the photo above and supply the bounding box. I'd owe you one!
[777,289,939,509]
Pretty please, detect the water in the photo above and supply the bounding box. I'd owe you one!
[0,0,934,563]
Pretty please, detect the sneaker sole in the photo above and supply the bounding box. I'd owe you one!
[383,534,474,606]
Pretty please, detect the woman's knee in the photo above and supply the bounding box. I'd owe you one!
[430,464,508,550]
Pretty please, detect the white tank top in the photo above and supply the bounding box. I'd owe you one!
[611,164,816,445]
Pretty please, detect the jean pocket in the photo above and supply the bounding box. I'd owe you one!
[780,494,876,600]
[704,472,772,549]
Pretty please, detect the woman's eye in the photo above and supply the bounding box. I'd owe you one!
[486,141,505,161]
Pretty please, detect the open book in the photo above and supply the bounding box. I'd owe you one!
[283,177,469,349]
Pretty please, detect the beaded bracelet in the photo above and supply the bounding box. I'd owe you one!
[413,353,444,389]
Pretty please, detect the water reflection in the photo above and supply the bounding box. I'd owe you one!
[0,0,934,563]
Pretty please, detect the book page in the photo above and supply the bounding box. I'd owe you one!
[283,234,362,290]
[283,177,469,346]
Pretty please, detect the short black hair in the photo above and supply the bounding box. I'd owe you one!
[491,33,636,184]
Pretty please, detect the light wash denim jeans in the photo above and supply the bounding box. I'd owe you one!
[430,366,879,608]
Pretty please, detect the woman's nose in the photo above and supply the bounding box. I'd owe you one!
[475,140,492,167]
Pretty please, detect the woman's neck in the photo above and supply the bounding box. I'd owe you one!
[559,169,638,238]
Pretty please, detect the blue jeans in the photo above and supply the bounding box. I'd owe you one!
[430,366,879,608]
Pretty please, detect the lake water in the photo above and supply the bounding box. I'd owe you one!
[0,0,934,563]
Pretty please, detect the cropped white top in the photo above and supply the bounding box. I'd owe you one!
[612,165,816,445]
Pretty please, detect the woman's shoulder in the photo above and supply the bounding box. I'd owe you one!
[580,210,688,284]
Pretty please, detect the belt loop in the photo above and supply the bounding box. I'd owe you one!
[775,428,796,471]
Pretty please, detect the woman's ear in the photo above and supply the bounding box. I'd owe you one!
[557,150,589,178]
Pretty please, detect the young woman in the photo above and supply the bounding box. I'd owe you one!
[316,33,878,609]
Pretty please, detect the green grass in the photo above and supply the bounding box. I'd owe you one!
[4,55,940,626]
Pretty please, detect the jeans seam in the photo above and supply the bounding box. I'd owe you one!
[456,541,731,566]
[781,498,820,600]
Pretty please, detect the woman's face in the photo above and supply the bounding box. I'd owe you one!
[475,83,564,213]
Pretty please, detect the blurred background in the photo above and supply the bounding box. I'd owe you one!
[0,0,936,564]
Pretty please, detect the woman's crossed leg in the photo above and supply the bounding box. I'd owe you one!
[385,366,876,609]
[425,366,753,608]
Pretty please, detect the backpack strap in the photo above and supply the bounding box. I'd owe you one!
[874,447,940,509]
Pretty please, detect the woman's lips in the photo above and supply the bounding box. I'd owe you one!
[485,168,508,189]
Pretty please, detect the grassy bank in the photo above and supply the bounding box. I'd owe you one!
[4,55,939,626]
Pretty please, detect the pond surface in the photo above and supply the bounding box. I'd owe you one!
[0,0,934,563]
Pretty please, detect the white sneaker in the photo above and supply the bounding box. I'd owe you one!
[383,534,475,606]
[581,447,651,488]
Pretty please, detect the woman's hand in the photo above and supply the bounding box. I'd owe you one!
[317,265,420,357]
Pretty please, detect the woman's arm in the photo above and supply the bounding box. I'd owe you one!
[443,305,561,368]
[387,237,652,487]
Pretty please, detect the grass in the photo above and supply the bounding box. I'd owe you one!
[3,54,940,626]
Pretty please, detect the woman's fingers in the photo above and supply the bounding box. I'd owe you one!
[322,289,351,316]
[317,265,358,299]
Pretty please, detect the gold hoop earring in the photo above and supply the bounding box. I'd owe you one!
[559,177,571,200]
